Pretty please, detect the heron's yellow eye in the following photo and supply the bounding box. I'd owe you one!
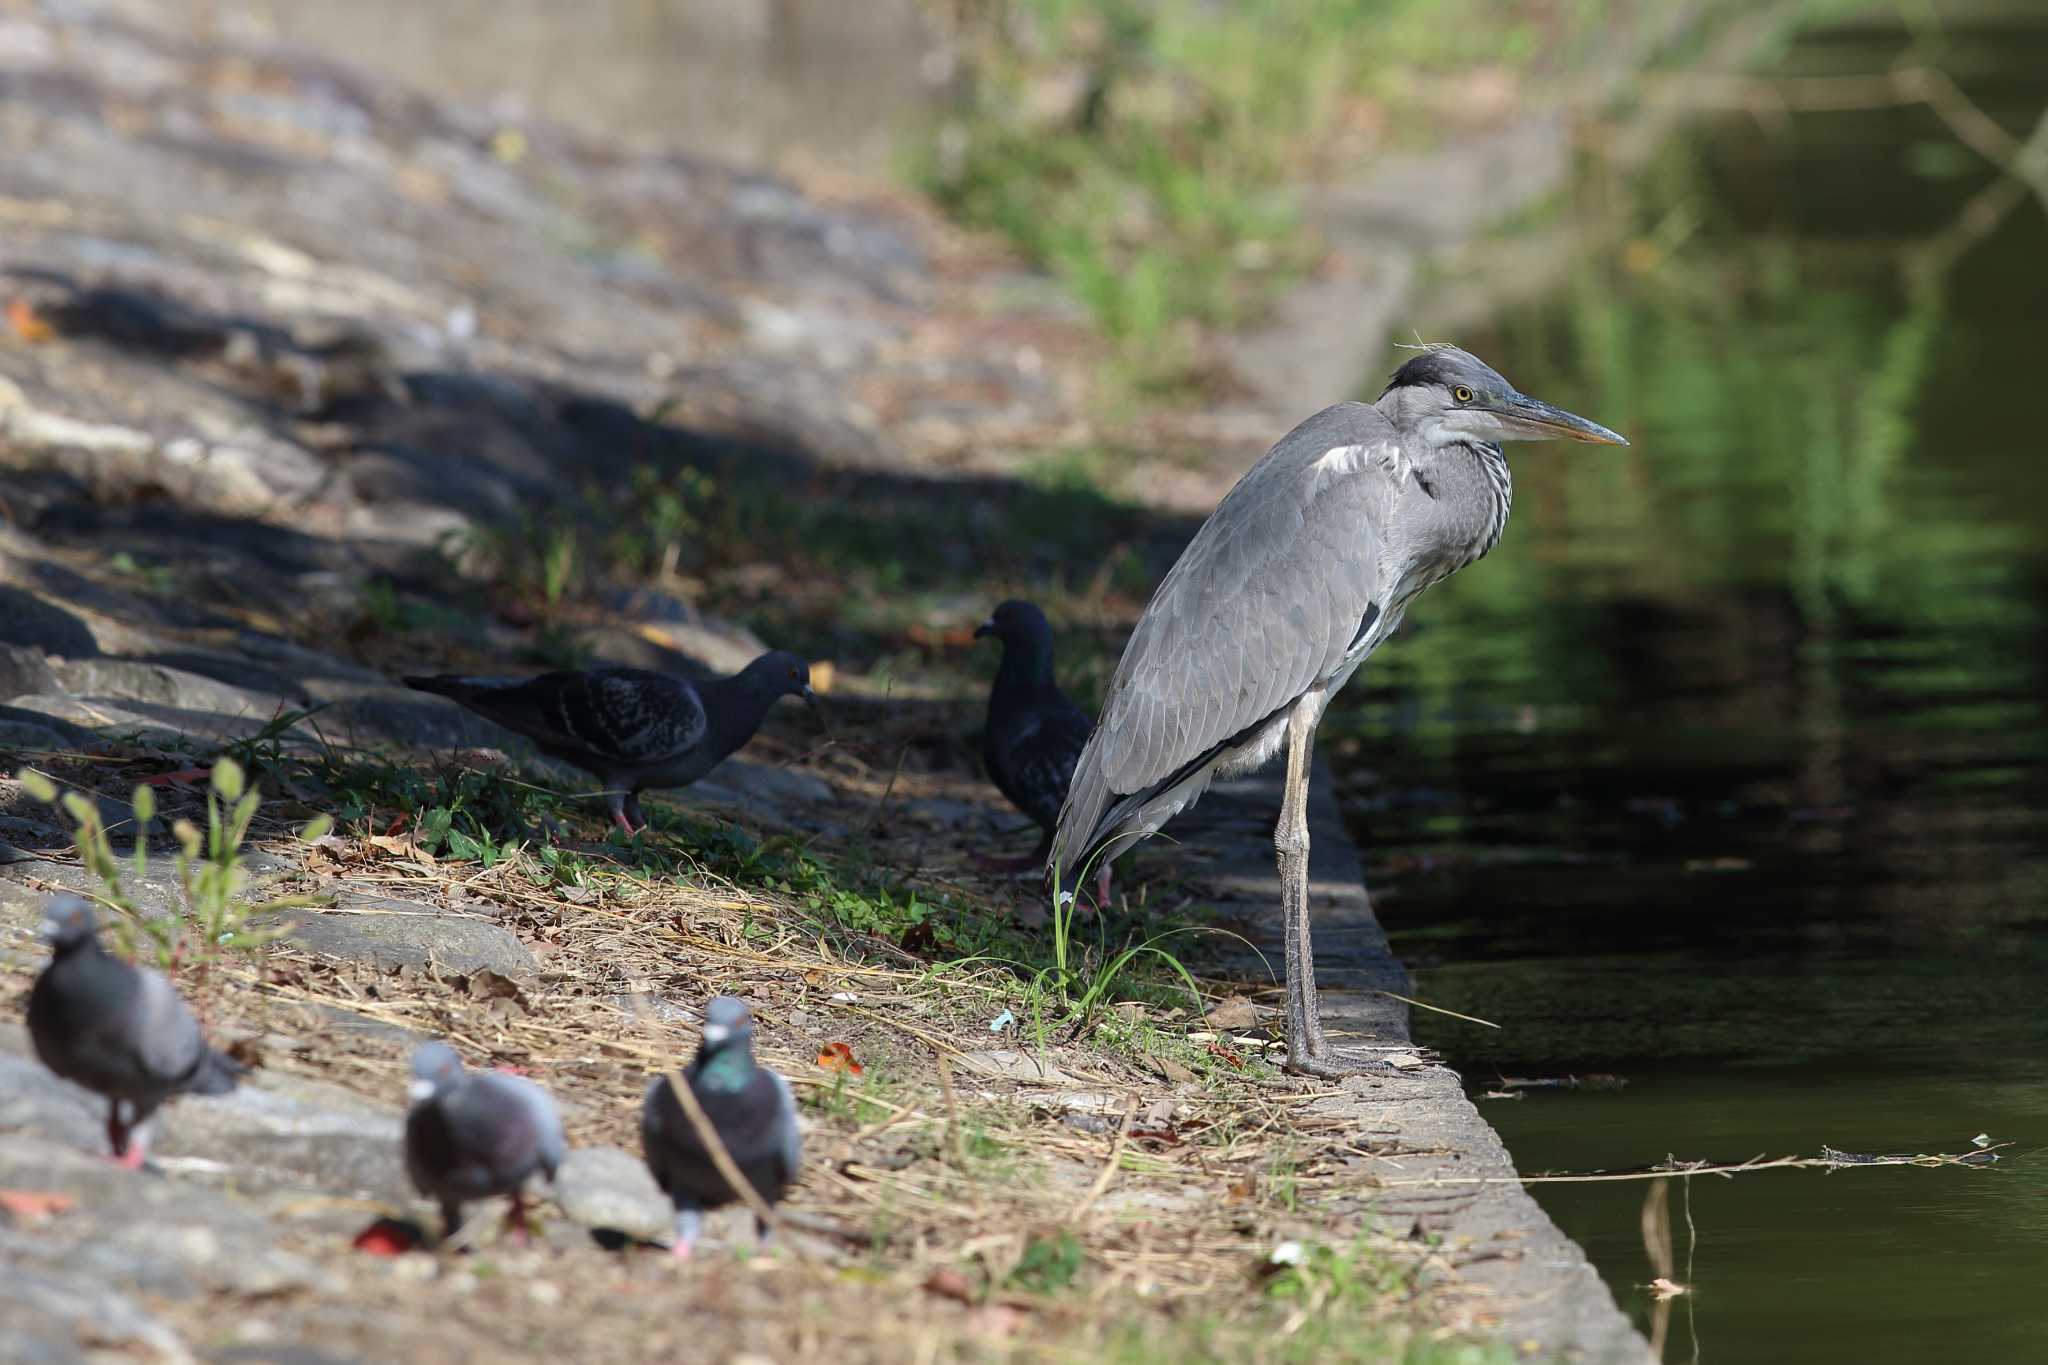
[1453,386,1474,403]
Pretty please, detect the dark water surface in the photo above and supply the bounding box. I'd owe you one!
[1326,10,2048,1363]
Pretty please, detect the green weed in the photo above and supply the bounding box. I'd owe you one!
[16,758,328,970]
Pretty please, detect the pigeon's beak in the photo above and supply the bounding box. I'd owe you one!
[35,919,57,943]
[701,1023,731,1048]
[973,619,995,639]
[407,1079,436,1103]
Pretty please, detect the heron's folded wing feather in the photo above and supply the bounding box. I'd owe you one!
[1094,412,1395,801]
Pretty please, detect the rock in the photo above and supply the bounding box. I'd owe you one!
[0,1266,193,1364]
[552,1145,672,1243]
[0,1130,330,1299]
[0,705,89,747]
[0,720,73,754]
[954,1049,1082,1086]
[272,900,538,976]
[46,657,296,715]
[690,759,834,810]
[0,587,98,660]
[0,644,59,701]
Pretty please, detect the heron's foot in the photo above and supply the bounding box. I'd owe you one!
[1284,1044,1379,1079]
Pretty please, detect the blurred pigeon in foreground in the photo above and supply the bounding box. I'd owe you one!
[975,601,1109,905]
[404,1042,566,1244]
[641,997,800,1258]
[26,896,242,1169]
[404,650,820,833]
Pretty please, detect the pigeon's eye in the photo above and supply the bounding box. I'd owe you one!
[1453,386,1474,403]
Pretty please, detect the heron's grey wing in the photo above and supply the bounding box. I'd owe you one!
[1056,404,1398,870]
[542,670,709,764]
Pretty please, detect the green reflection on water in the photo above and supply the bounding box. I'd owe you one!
[1325,8,2048,1363]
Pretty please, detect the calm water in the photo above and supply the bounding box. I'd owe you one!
[1327,10,2048,1363]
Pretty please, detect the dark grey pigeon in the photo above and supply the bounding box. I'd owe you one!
[403,650,819,833]
[641,997,800,1258]
[403,1041,566,1244]
[26,895,243,1169]
[974,601,1108,903]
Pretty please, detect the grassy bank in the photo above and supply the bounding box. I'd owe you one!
[915,0,1622,393]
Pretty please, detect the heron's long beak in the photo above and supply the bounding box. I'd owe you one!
[800,685,833,739]
[1494,392,1629,446]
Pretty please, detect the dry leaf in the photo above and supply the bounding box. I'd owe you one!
[1205,1040,1246,1069]
[6,298,53,343]
[816,1042,863,1075]
[922,1268,973,1304]
[1650,1277,1689,1300]
[352,1218,419,1256]
[1384,1052,1428,1070]
[0,1189,75,1224]
[1202,994,1257,1031]
[466,970,529,1009]
[1149,1053,1197,1084]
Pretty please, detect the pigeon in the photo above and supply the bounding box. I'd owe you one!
[974,600,1109,904]
[403,650,820,834]
[403,1041,566,1245]
[25,895,243,1169]
[641,997,800,1258]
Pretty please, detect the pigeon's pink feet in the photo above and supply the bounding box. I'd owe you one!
[106,1115,146,1170]
[612,811,639,837]
[502,1196,532,1247]
[668,1239,693,1260]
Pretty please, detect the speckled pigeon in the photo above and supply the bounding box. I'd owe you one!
[403,650,819,833]
[641,997,800,1258]
[403,1041,566,1244]
[26,895,243,1169]
[974,600,1109,904]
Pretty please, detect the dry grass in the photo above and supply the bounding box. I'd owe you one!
[3,718,1516,1364]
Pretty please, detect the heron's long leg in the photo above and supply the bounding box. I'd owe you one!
[1277,694,1334,1073]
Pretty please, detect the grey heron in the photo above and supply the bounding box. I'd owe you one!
[1048,345,1627,1076]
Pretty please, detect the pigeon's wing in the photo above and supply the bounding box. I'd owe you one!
[1051,404,1400,881]
[511,1074,567,1177]
[130,965,209,1090]
[412,670,709,765]
[990,702,1091,828]
[442,1075,557,1187]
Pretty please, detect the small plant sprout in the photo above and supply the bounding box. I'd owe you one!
[16,757,329,970]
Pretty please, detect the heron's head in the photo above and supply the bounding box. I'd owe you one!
[1378,345,1627,449]
[36,896,99,954]
[409,1041,465,1103]
[698,996,756,1052]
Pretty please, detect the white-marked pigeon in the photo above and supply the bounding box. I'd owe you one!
[404,1042,566,1244]
[974,600,1109,903]
[403,650,820,833]
[26,896,243,1168]
[641,997,800,1258]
